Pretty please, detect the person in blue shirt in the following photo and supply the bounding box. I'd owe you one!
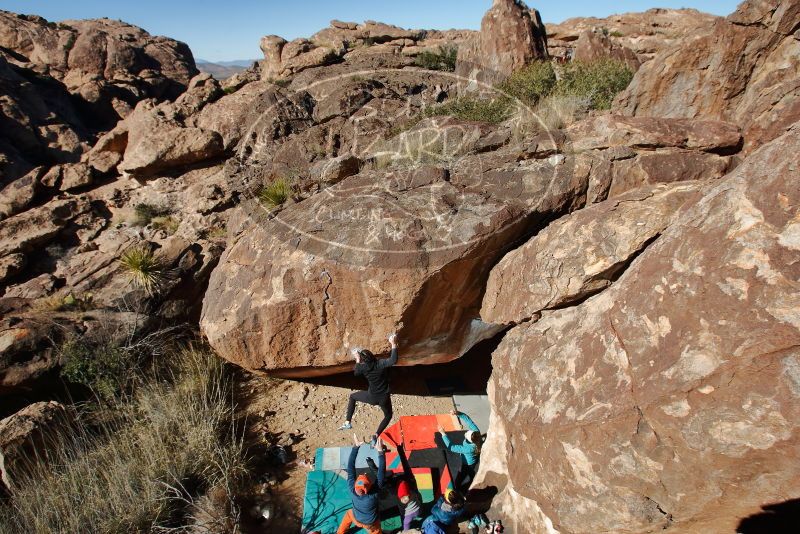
[421,489,467,533]
[437,410,482,490]
[337,434,387,534]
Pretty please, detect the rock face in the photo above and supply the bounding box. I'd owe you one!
[481,182,703,325]
[88,73,224,177]
[546,8,719,63]
[565,115,739,202]
[0,56,90,184]
[0,11,198,128]
[456,0,549,84]
[200,153,585,376]
[613,0,800,153]
[476,122,800,533]
[0,401,70,493]
[258,19,463,81]
[572,29,640,71]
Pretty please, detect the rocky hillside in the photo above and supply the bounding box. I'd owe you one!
[0,0,798,532]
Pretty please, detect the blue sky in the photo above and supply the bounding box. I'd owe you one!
[2,0,741,62]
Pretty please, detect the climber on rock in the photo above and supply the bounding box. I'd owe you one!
[338,332,399,446]
[336,433,387,534]
[437,410,483,490]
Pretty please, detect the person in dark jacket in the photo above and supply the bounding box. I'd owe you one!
[337,434,387,534]
[421,490,466,533]
[338,333,399,444]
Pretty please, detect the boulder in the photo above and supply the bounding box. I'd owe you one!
[201,148,589,377]
[0,56,90,184]
[475,122,800,533]
[118,124,223,177]
[259,35,287,80]
[0,401,70,493]
[0,318,61,395]
[307,155,361,188]
[546,8,719,63]
[0,167,45,220]
[96,75,225,177]
[482,182,704,325]
[613,0,800,153]
[565,115,740,202]
[455,0,549,84]
[194,81,315,151]
[312,80,377,123]
[0,11,198,128]
[572,29,641,71]
[0,198,89,257]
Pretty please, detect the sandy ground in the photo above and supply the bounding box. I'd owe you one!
[240,374,456,531]
[236,341,495,533]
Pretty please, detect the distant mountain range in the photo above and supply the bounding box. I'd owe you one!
[195,59,259,79]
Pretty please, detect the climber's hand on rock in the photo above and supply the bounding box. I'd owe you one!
[388,333,398,348]
[353,433,364,447]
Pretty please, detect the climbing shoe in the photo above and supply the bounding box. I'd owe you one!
[337,422,352,431]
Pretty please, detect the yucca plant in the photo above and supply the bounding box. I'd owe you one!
[258,177,292,209]
[119,245,171,296]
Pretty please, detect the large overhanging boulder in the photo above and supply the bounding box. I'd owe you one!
[475,121,800,533]
[201,150,588,376]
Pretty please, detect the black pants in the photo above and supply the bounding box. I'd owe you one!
[346,391,393,437]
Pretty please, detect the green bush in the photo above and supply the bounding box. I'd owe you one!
[119,245,172,296]
[1,349,245,534]
[414,45,458,72]
[60,337,138,400]
[554,59,633,110]
[497,60,557,107]
[132,203,170,227]
[258,177,292,208]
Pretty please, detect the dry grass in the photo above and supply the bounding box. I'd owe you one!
[0,348,246,534]
[511,93,592,139]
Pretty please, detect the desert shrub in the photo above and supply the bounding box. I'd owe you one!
[151,215,180,235]
[32,292,94,313]
[258,177,292,209]
[223,85,238,94]
[268,78,291,88]
[497,60,557,107]
[60,337,139,400]
[0,348,246,534]
[119,245,172,296]
[553,59,633,110]
[609,30,624,38]
[423,97,513,124]
[133,203,171,227]
[414,45,458,72]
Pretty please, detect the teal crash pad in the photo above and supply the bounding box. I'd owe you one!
[302,466,404,532]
